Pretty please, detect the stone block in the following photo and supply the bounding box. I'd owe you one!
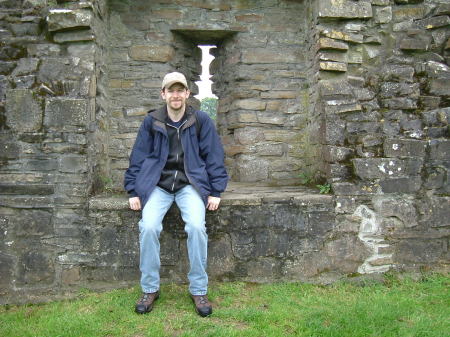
[416,16,450,30]
[129,45,174,62]
[241,48,299,64]
[47,9,93,32]
[324,99,361,114]
[17,250,55,285]
[59,155,87,173]
[394,239,447,265]
[5,89,42,132]
[323,146,354,162]
[323,119,346,145]
[373,196,418,227]
[320,61,347,72]
[320,30,363,44]
[392,6,426,22]
[382,65,415,82]
[235,155,269,182]
[429,79,450,96]
[318,0,372,19]
[12,58,39,76]
[400,37,430,51]
[419,96,441,110]
[381,98,417,110]
[53,29,95,43]
[429,139,450,161]
[233,99,265,111]
[352,158,423,179]
[383,139,427,158]
[0,252,14,288]
[234,127,265,145]
[44,98,87,131]
[318,51,347,63]
[319,80,353,98]
[374,6,392,23]
[318,38,349,51]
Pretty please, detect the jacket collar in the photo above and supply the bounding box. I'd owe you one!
[149,105,196,130]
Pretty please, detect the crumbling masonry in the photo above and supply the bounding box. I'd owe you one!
[0,0,449,304]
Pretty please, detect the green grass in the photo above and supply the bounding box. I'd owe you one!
[1,273,449,337]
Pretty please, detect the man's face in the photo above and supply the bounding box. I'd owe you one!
[161,83,190,112]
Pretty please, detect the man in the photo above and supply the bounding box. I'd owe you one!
[124,72,228,317]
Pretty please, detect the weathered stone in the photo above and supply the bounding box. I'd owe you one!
[241,48,299,64]
[129,45,174,62]
[17,250,55,285]
[53,29,95,43]
[318,0,372,19]
[374,6,392,23]
[352,158,423,179]
[392,6,426,22]
[320,61,347,72]
[319,80,353,98]
[382,65,415,82]
[234,127,265,145]
[324,99,361,114]
[416,15,450,30]
[234,99,266,111]
[373,196,418,227]
[400,37,430,51]
[381,97,417,110]
[379,82,420,99]
[11,58,39,76]
[5,89,42,132]
[44,98,87,131]
[384,139,427,158]
[318,51,347,63]
[429,78,450,96]
[323,146,353,163]
[318,37,348,51]
[429,139,450,161]
[235,155,269,182]
[47,9,93,32]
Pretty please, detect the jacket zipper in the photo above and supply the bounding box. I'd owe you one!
[167,120,187,192]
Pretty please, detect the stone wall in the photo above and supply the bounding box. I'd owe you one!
[0,0,449,304]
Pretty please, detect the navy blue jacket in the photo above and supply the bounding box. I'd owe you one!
[124,106,228,207]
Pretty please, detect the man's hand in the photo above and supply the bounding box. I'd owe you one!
[207,196,221,211]
[129,196,141,211]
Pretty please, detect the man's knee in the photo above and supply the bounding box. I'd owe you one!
[139,220,162,236]
[185,220,206,235]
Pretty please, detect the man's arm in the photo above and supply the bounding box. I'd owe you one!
[206,196,220,211]
[124,116,153,204]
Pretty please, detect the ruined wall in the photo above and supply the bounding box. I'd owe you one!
[314,0,450,272]
[0,0,449,304]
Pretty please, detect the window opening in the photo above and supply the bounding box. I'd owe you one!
[195,45,217,120]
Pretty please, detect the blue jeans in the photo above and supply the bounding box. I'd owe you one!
[139,185,208,295]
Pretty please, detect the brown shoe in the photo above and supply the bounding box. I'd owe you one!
[191,294,212,317]
[135,291,160,314]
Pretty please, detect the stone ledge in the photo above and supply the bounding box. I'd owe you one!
[88,183,334,210]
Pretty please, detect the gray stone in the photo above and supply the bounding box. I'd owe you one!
[429,79,450,96]
[47,9,93,32]
[379,82,420,99]
[129,45,175,62]
[383,139,427,158]
[17,250,55,285]
[11,58,39,76]
[318,0,372,19]
[53,29,95,43]
[381,98,417,110]
[44,98,87,131]
[5,89,42,132]
[400,37,430,51]
[323,146,353,162]
[14,75,35,89]
[416,15,450,30]
[379,176,422,194]
[373,196,418,227]
[382,65,415,82]
[429,139,450,161]
[235,155,269,182]
[352,158,423,179]
[374,6,392,23]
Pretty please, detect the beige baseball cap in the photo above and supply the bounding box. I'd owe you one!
[161,72,188,90]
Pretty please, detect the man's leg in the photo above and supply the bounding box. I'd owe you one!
[139,187,173,294]
[175,185,212,317]
[175,185,208,295]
